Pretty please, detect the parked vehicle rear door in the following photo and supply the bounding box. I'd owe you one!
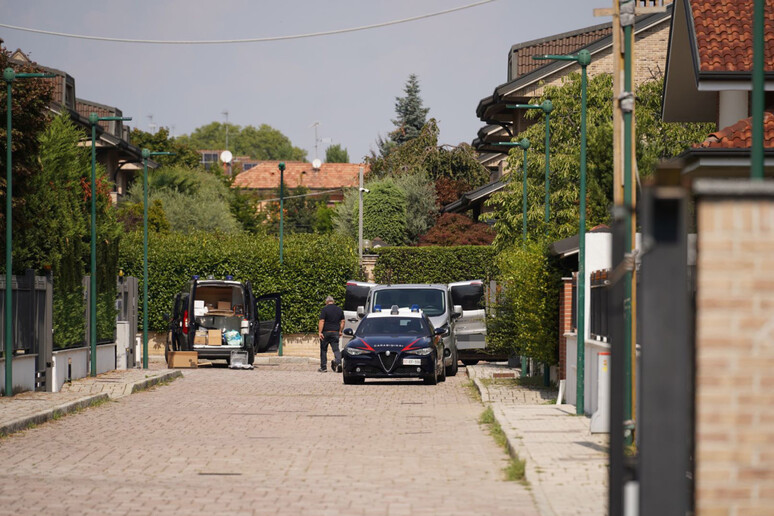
[170,293,184,351]
[243,281,255,350]
[184,280,198,350]
[448,280,487,350]
[342,281,375,346]
[254,293,281,352]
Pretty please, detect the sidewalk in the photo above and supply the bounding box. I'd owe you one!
[467,362,609,516]
[0,363,181,437]
[0,352,316,438]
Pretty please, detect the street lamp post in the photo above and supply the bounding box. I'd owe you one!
[493,138,530,243]
[505,101,553,226]
[533,50,591,414]
[141,149,174,369]
[89,113,131,377]
[358,167,367,268]
[3,67,55,397]
[277,162,285,356]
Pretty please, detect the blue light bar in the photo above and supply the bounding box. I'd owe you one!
[225,275,234,280]
[410,304,420,312]
[374,305,382,312]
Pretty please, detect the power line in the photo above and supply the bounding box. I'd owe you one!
[257,188,344,203]
[0,1,496,45]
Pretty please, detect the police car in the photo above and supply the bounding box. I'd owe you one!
[341,305,448,385]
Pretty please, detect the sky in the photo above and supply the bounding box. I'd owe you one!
[0,0,606,163]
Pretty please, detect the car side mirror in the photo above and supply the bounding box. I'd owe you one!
[434,327,447,336]
[452,305,463,319]
[356,306,365,318]
[343,328,354,336]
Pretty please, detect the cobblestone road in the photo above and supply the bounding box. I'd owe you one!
[0,363,538,515]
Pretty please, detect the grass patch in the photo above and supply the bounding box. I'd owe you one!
[479,406,508,449]
[504,456,527,481]
[463,379,482,403]
[479,406,527,482]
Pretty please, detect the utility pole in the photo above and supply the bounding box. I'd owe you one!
[594,2,669,514]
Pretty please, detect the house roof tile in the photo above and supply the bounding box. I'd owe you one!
[695,111,774,148]
[232,161,368,190]
[691,0,774,72]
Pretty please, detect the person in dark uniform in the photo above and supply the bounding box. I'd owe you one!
[318,295,344,372]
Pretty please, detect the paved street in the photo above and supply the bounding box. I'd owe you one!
[0,363,538,515]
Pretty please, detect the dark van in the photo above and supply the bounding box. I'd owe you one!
[166,277,280,365]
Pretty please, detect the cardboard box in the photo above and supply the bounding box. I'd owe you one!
[208,329,222,346]
[194,335,206,345]
[168,351,198,368]
[217,301,231,310]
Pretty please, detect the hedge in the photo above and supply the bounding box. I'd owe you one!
[118,232,359,333]
[372,245,497,284]
[487,242,559,364]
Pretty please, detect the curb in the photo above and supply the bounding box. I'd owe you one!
[128,370,183,396]
[466,366,556,516]
[254,356,316,365]
[0,393,109,437]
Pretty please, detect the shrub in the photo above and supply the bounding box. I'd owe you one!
[118,232,359,333]
[487,242,559,364]
[373,246,497,284]
[418,213,495,246]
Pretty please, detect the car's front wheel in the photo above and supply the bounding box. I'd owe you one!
[445,348,459,377]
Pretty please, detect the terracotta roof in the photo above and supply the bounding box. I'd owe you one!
[695,111,774,148]
[510,24,612,79]
[232,161,369,190]
[690,0,774,72]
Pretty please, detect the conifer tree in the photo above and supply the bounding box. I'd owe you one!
[389,74,429,147]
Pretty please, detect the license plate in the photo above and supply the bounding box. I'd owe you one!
[402,358,421,366]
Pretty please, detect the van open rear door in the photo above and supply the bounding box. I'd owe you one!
[184,279,199,350]
[342,281,375,346]
[449,280,487,351]
[254,293,281,352]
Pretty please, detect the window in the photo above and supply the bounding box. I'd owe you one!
[372,288,445,317]
[451,283,484,311]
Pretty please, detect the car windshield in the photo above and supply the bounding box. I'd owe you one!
[356,316,429,336]
[372,288,445,317]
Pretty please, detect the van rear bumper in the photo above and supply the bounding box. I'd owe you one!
[194,345,246,360]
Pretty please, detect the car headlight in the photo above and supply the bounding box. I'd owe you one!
[346,347,369,356]
[408,347,433,356]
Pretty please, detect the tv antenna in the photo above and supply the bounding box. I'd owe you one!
[310,121,331,161]
[222,110,229,151]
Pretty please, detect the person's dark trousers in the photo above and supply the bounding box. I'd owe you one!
[320,331,342,370]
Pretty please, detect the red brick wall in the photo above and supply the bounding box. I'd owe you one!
[558,277,574,380]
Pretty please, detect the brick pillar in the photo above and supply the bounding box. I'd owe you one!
[694,180,774,514]
[558,277,574,380]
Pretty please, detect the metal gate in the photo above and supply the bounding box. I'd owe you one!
[116,276,138,367]
[0,270,54,392]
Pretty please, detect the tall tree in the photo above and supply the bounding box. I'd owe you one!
[484,73,714,248]
[0,47,53,253]
[130,127,201,168]
[325,144,349,163]
[177,122,307,161]
[389,74,429,147]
